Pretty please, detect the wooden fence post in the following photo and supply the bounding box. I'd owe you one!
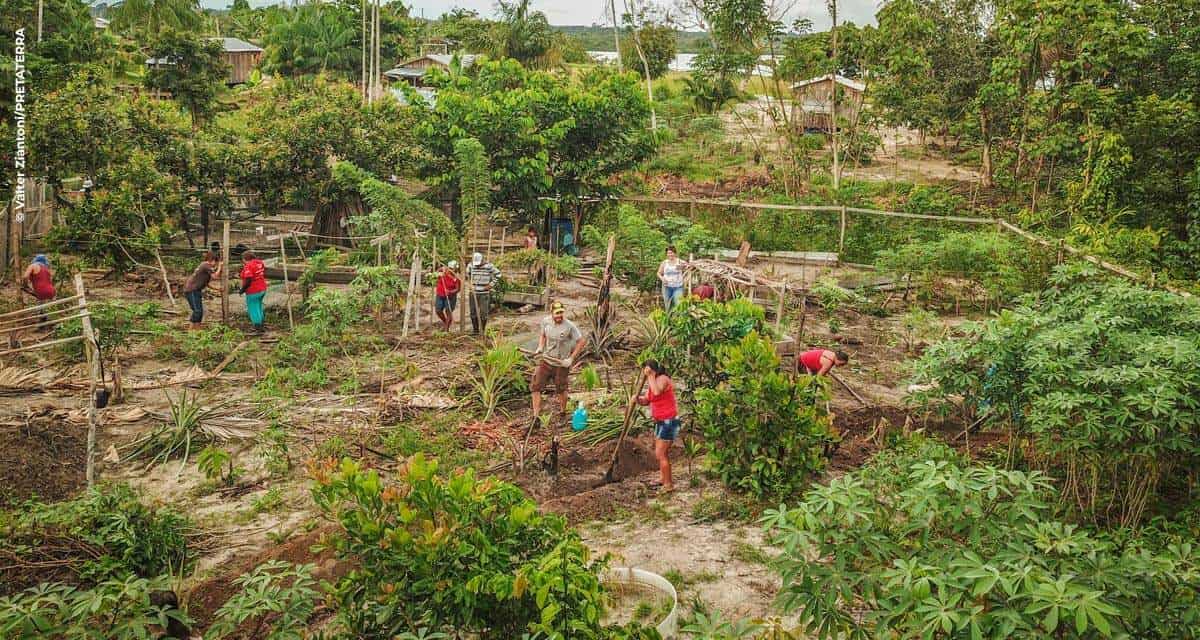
[221,220,230,324]
[279,233,295,330]
[838,205,848,256]
[74,274,100,489]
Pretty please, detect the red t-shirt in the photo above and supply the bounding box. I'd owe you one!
[647,377,678,421]
[28,265,55,300]
[799,349,831,374]
[239,259,268,295]
[436,271,461,297]
[694,284,715,300]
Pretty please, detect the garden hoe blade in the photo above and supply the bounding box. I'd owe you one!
[602,371,647,485]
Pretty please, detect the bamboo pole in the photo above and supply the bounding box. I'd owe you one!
[221,221,230,323]
[278,234,294,330]
[401,247,419,336]
[414,248,422,332]
[430,244,437,323]
[0,334,83,357]
[153,248,176,306]
[0,294,82,319]
[74,274,101,489]
[838,206,847,256]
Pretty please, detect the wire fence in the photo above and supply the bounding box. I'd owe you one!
[620,195,1191,298]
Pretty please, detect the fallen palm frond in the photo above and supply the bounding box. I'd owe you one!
[121,390,260,474]
[560,398,644,448]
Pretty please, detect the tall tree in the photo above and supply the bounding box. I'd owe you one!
[144,31,227,129]
[108,0,202,40]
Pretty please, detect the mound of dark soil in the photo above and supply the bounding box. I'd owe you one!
[0,418,87,505]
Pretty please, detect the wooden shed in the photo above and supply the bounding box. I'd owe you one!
[145,37,264,86]
[791,74,865,132]
[383,53,477,89]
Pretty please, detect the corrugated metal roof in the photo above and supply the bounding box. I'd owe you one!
[217,37,263,53]
[792,74,866,93]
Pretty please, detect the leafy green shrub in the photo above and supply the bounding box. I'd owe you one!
[155,324,246,369]
[495,248,581,279]
[206,560,318,640]
[911,265,1200,526]
[695,333,835,500]
[877,231,1046,309]
[310,455,653,639]
[650,216,723,258]
[0,576,190,640]
[640,298,769,394]
[0,486,190,594]
[582,204,667,292]
[764,438,1200,639]
[56,302,163,360]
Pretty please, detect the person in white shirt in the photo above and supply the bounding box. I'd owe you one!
[657,245,685,311]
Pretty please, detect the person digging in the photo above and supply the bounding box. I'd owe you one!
[797,348,849,376]
[531,301,587,424]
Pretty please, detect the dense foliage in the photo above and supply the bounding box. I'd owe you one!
[582,205,721,291]
[912,265,1200,526]
[0,576,190,640]
[765,439,1200,639]
[311,455,657,639]
[413,60,655,220]
[640,297,769,393]
[0,485,190,595]
[696,333,835,500]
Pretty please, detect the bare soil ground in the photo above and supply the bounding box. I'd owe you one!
[0,248,1006,629]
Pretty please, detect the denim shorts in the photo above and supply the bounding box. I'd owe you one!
[435,294,457,312]
[654,418,680,441]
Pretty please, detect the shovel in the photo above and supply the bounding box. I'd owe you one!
[602,370,648,484]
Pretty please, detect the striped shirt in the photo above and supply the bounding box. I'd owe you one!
[468,263,500,292]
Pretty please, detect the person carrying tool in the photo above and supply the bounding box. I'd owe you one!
[238,250,268,333]
[434,260,461,331]
[657,246,685,311]
[467,252,500,334]
[22,254,56,303]
[531,301,586,420]
[182,251,222,330]
[635,359,678,494]
[798,348,849,376]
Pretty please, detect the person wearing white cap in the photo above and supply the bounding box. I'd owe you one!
[532,301,586,419]
[434,260,461,331]
[467,252,500,334]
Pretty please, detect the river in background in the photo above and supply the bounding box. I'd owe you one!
[587,51,776,76]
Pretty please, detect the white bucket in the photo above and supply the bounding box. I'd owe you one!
[601,567,679,638]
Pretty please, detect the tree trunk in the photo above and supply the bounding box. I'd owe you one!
[979,108,993,188]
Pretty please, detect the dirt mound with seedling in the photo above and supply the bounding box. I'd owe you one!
[0,414,88,505]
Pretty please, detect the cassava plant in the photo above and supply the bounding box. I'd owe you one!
[640,297,769,398]
[763,438,1200,639]
[910,264,1200,526]
[206,560,319,640]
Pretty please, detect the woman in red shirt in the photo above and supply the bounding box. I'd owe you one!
[636,359,679,493]
[798,348,848,376]
[434,260,461,331]
[239,251,269,332]
[23,255,55,302]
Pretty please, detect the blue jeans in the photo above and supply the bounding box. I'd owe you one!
[662,285,683,311]
[184,290,203,323]
[245,291,266,327]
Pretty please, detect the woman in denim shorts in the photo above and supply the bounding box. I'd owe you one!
[636,359,679,493]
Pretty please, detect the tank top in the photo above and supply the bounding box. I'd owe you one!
[28,265,55,300]
[662,260,683,288]
[647,377,678,421]
[799,349,829,373]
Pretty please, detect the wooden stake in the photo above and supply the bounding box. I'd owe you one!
[153,248,175,306]
[74,274,101,489]
[414,249,423,332]
[430,244,437,323]
[402,247,420,336]
[279,233,294,330]
[838,205,847,257]
[221,220,230,324]
[775,277,787,331]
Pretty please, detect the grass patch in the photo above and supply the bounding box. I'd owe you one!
[730,540,772,566]
[380,410,490,472]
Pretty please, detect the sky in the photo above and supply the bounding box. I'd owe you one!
[198,0,881,31]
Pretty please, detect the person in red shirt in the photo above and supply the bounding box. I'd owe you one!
[693,281,716,301]
[434,260,461,331]
[798,348,848,376]
[636,359,678,493]
[22,255,55,302]
[238,251,269,333]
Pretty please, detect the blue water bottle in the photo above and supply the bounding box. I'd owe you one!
[571,402,588,432]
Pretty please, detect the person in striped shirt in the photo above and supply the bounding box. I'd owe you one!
[468,252,500,334]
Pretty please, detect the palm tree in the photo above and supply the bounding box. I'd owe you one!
[109,0,203,40]
[264,5,358,78]
[486,0,557,69]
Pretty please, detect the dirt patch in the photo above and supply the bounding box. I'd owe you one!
[187,524,348,631]
[0,415,87,505]
[828,405,1007,473]
[511,433,661,522]
[648,172,773,199]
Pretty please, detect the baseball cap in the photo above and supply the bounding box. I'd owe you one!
[447,260,458,269]
[551,301,565,316]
